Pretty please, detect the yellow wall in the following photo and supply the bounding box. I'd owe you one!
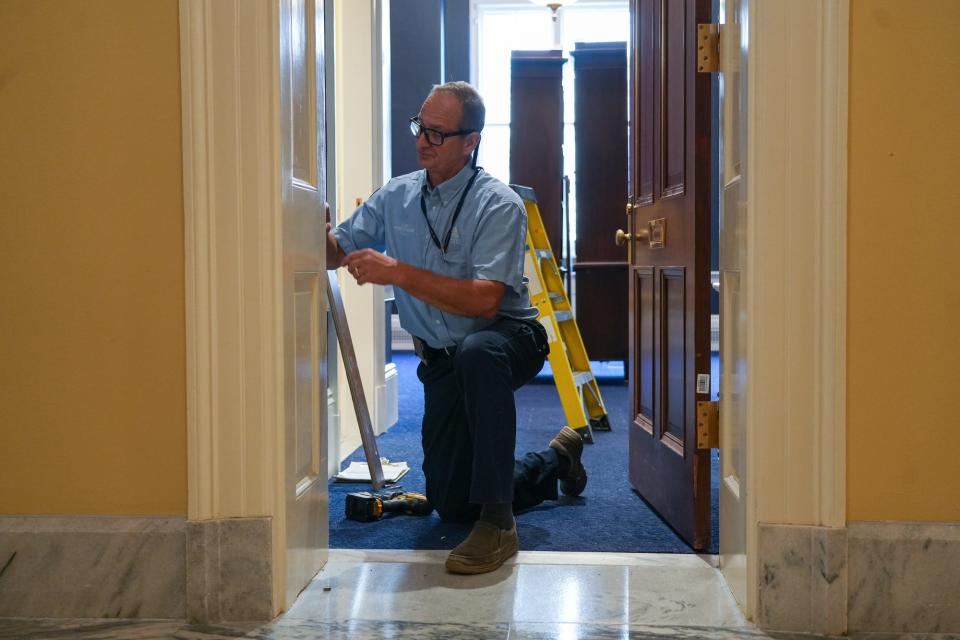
[0,1,186,515]
[848,0,960,521]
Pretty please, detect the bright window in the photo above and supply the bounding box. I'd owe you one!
[473,4,553,181]
[472,1,629,244]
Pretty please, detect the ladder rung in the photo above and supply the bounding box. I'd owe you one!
[548,292,564,304]
[554,310,573,322]
[572,370,595,386]
[534,249,553,260]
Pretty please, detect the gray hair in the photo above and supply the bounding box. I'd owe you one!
[429,81,485,133]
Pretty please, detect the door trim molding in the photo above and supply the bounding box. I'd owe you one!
[179,0,286,614]
[331,0,394,460]
[814,0,849,532]
[746,0,849,622]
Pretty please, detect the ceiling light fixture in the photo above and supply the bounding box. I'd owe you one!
[529,0,577,22]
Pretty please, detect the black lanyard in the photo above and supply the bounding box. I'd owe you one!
[419,168,481,254]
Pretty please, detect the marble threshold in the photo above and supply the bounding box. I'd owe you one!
[1,550,956,639]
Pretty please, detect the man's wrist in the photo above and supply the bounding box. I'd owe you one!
[392,261,411,288]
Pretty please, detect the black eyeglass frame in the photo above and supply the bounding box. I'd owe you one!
[409,116,477,146]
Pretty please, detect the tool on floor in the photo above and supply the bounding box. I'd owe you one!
[328,271,386,490]
[512,184,611,444]
[345,490,433,522]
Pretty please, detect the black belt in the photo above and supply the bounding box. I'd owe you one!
[412,336,457,364]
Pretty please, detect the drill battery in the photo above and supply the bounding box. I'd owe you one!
[345,490,433,522]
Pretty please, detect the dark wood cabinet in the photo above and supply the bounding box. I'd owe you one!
[571,42,629,363]
[510,50,566,257]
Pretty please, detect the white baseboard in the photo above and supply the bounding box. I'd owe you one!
[377,363,399,435]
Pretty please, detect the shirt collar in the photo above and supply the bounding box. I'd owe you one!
[420,163,477,206]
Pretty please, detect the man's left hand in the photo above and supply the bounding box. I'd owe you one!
[342,249,399,286]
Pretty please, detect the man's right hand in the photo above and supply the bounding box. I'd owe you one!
[326,223,346,271]
[324,202,346,270]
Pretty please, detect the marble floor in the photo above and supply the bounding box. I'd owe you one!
[0,550,955,640]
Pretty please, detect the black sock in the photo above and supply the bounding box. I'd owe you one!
[479,502,515,530]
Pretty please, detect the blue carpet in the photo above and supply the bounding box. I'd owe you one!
[329,352,720,554]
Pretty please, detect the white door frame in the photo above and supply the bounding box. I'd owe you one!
[330,0,394,475]
[180,0,290,611]
[180,0,390,614]
[742,0,849,620]
[180,0,849,622]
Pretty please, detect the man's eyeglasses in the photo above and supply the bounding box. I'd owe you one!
[409,116,476,146]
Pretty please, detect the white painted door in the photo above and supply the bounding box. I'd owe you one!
[280,0,328,606]
[718,0,748,608]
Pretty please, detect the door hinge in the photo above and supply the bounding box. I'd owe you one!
[697,23,720,73]
[696,400,719,449]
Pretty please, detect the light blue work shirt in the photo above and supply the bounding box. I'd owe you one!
[332,163,537,349]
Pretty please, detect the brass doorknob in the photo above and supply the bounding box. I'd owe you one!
[616,227,651,246]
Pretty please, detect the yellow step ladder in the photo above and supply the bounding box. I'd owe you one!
[512,185,611,444]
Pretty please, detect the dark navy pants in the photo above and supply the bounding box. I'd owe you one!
[416,317,562,522]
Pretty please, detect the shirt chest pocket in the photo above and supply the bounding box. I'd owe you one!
[439,233,470,279]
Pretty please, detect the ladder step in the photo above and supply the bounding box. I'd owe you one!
[548,292,564,305]
[572,370,595,386]
[534,249,553,259]
[554,310,573,322]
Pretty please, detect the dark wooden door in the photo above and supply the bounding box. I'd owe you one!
[572,42,629,363]
[627,0,713,550]
[510,50,566,257]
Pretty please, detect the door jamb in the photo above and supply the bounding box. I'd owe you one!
[180,0,391,615]
[180,0,289,613]
[743,0,849,620]
[180,0,850,623]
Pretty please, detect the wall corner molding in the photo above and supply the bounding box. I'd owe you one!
[179,0,283,523]
[179,0,286,616]
[747,0,850,627]
[748,0,850,526]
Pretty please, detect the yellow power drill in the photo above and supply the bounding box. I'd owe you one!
[345,490,433,522]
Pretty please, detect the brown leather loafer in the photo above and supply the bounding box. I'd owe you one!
[549,426,587,496]
[445,521,519,575]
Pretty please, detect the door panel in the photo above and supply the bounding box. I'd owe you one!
[662,268,686,446]
[290,0,318,186]
[628,0,713,550]
[636,268,655,424]
[294,274,321,482]
[571,43,629,363]
[281,0,328,606]
[510,51,566,258]
[663,0,687,196]
[636,0,655,205]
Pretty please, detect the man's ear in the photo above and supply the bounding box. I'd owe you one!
[465,131,481,155]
